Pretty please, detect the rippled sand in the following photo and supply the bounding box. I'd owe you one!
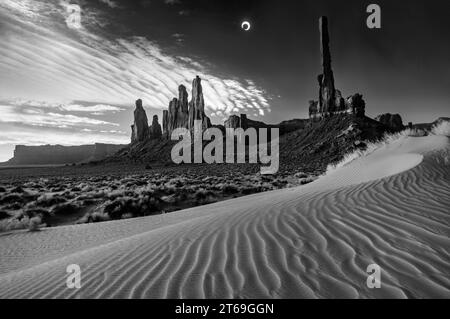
[0,135,449,298]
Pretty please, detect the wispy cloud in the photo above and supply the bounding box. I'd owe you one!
[1,104,119,128]
[0,0,271,149]
[61,104,125,113]
[98,0,119,9]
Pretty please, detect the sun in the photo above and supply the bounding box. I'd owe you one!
[241,21,251,31]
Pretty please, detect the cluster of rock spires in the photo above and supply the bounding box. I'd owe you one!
[131,76,211,143]
[163,76,212,138]
[309,16,365,119]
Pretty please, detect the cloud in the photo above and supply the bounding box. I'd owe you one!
[0,104,119,128]
[164,0,181,5]
[0,0,271,149]
[61,104,125,113]
[98,0,119,9]
[6,99,125,114]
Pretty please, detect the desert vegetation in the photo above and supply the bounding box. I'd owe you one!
[0,165,316,232]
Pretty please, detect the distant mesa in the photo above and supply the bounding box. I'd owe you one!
[5,143,125,165]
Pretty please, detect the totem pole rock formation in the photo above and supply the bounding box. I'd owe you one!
[309,16,366,119]
[318,16,336,116]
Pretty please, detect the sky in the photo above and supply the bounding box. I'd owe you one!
[0,0,449,161]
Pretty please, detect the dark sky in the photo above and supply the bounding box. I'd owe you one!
[118,0,450,123]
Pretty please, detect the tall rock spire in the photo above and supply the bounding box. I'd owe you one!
[318,16,336,116]
[131,99,149,143]
[188,76,211,131]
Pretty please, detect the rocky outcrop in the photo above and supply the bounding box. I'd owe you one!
[309,100,319,119]
[335,90,346,112]
[163,85,190,137]
[375,113,403,131]
[224,114,248,129]
[163,76,211,137]
[131,99,149,143]
[149,115,162,139]
[346,93,366,117]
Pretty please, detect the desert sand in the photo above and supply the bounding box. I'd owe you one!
[0,135,449,298]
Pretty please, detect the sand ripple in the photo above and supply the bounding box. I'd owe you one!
[0,137,449,298]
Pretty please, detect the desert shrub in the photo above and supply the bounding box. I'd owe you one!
[77,191,106,200]
[0,193,23,205]
[51,203,80,216]
[23,208,50,219]
[300,177,315,185]
[0,217,29,232]
[35,194,67,207]
[431,120,450,136]
[241,186,260,195]
[270,179,288,188]
[28,217,42,232]
[294,172,308,179]
[175,192,188,202]
[50,186,66,192]
[167,178,185,187]
[161,194,177,204]
[80,199,98,206]
[10,186,24,193]
[162,184,177,195]
[221,184,239,195]
[407,129,427,137]
[103,195,161,219]
[194,189,217,205]
[0,210,10,220]
[86,211,111,223]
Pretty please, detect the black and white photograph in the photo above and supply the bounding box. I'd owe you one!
[0,0,449,303]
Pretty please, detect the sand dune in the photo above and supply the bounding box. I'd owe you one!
[0,135,449,298]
